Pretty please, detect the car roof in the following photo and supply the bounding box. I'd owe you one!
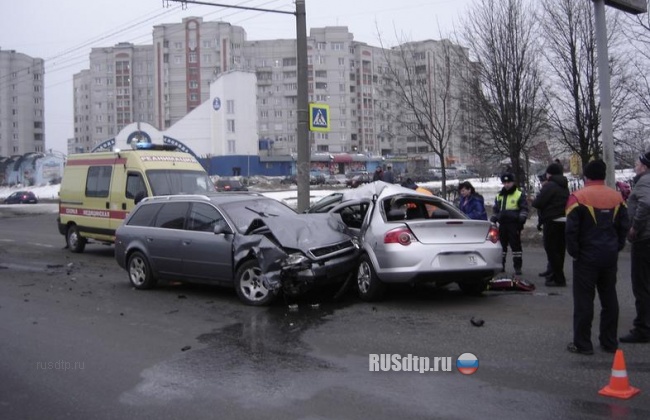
[140,192,266,206]
[341,181,450,204]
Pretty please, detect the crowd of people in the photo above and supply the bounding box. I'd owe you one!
[388,152,649,355]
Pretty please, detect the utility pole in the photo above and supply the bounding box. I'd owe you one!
[592,0,647,186]
[295,0,310,212]
[166,0,310,210]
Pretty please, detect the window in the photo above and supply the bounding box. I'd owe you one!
[227,140,236,154]
[126,203,162,227]
[125,172,146,199]
[317,42,326,50]
[331,42,344,51]
[227,119,235,133]
[85,166,112,197]
[226,100,235,114]
[187,203,223,232]
[282,57,297,66]
[154,202,189,230]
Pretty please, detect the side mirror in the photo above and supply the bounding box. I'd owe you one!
[134,191,148,205]
[213,220,232,235]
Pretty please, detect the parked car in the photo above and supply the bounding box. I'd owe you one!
[3,191,38,204]
[310,171,327,185]
[215,179,248,192]
[346,172,372,188]
[456,169,479,180]
[324,174,347,186]
[114,194,359,306]
[307,181,502,301]
[280,175,297,185]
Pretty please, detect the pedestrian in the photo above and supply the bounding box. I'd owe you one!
[491,172,528,275]
[565,159,629,355]
[532,162,570,287]
[383,164,395,184]
[620,150,650,344]
[372,166,383,182]
[616,180,631,202]
[458,181,487,220]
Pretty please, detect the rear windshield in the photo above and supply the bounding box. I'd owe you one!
[146,170,215,196]
[220,198,297,233]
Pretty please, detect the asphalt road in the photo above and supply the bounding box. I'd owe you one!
[1,209,649,419]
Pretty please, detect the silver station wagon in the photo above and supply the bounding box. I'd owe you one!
[114,193,359,305]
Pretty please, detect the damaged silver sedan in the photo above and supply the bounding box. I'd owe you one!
[114,193,359,305]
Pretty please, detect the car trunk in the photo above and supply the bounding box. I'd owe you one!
[405,220,490,244]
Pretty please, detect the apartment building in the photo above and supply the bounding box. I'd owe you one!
[0,48,45,156]
[152,18,247,130]
[72,43,155,154]
[72,18,477,166]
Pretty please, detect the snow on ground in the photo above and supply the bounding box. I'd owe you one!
[0,169,636,212]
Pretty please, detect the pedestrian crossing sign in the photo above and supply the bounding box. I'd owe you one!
[309,103,330,132]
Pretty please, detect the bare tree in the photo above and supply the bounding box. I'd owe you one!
[539,0,636,171]
[460,0,549,189]
[376,35,470,196]
[621,0,650,156]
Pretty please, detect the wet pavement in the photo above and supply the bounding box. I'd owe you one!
[1,213,649,419]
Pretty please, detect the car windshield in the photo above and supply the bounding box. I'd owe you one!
[146,170,215,195]
[220,198,297,233]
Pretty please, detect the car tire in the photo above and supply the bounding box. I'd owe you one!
[235,259,276,306]
[458,279,489,296]
[356,254,386,302]
[127,251,157,290]
[66,225,86,253]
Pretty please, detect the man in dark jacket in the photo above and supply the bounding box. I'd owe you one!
[491,172,528,275]
[620,150,650,343]
[532,163,570,287]
[565,159,629,355]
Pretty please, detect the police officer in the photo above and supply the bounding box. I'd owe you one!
[491,172,528,275]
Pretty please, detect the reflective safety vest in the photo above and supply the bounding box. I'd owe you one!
[496,188,523,211]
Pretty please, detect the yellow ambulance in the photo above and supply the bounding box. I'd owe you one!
[57,144,214,253]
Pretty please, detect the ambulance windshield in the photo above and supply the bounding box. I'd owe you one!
[146,170,215,195]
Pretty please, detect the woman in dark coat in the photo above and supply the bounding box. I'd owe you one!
[458,181,487,220]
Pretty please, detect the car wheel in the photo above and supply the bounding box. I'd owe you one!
[458,279,489,296]
[356,254,386,302]
[235,259,276,306]
[127,251,157,290]
[66,225,86,253]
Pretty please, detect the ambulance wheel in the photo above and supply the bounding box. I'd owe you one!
[127,251,157,290]
[66,225,86,253]
[234,259,275,306]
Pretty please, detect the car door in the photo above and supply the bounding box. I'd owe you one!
[328,199,372,238]
[147,202,190,277]
[181,202,234,283]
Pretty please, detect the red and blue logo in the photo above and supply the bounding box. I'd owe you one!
[456,353,479,375]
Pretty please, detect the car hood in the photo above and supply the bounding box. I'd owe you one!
[233,213,355,290]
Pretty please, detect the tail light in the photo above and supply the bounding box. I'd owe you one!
[487,225,499,244]
[224,185,231,191]
[384,227,417,246]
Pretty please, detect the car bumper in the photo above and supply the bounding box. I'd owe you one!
[370,245,502,283]
[284,250,359,285]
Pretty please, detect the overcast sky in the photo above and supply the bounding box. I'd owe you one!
[0,0,472,155]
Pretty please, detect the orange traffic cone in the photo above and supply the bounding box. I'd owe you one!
[598,349,640,399]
